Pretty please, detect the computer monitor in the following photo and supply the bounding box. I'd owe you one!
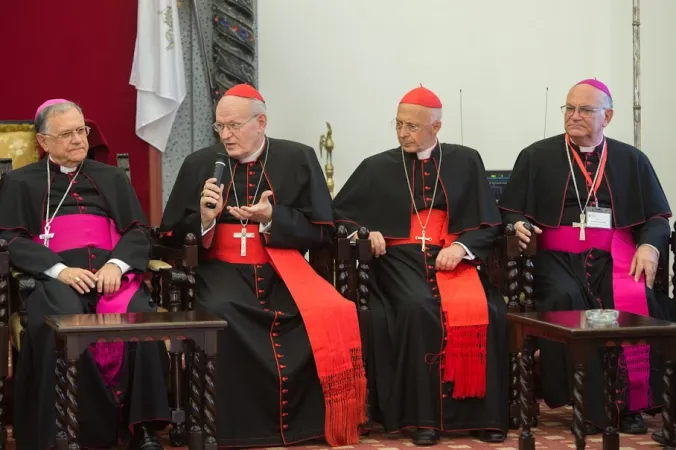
[486,170,512,202]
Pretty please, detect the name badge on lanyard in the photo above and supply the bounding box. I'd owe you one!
[586,206,612,229]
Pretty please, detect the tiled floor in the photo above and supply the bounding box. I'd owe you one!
[4,405,665,449]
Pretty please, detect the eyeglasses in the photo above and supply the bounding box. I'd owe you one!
[41,126,91,142]
[213,114,260,134]
[561,105,607,118]
[393,120,422,133]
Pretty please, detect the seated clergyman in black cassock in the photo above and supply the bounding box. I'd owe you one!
[0,99,170,450]
[498,79,672,441]
[333,86,509,446]
[160,84,366,448]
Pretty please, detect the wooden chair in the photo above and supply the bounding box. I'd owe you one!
[0,121,40,171]
[161,224,374,445]
[309,225,373,423]
[0,153,197,448]
[483,224,538,429]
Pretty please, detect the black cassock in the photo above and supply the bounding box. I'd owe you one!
[161,138,336,447]
[499,134,672,426]
[0,159,170,449]
[333,144,509,434]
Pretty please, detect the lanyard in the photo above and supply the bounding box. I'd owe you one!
[564,134,607,208]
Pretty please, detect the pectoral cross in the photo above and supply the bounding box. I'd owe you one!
[40,224,54,247]
[573,213,586,241]
[233,227,255,256]
[415,229,432,252]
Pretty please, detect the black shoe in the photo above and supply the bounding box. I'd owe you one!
[620,413,647,435]
[130,423,164,450]
[570,422,602,435]
[652,429,666,445]
[470,430,506,443]
[412,429,439,446]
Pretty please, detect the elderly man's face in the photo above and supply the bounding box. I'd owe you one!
[564,84,613,144]
[37,108,89,167]
[215,96,267,160]
[396,104,441,153]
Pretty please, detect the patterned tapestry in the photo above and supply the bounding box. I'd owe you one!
[212,0,257,99]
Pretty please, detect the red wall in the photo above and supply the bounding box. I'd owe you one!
[0,1,150,214]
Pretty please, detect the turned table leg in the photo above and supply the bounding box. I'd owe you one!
[55,357,69,450]
[203,351,218,450]
[188,344,204,450]
[662,356,676,449]
[571,347,588,450]
[65,356,80,450]
[519,334,536,450]
[603,347,619,450]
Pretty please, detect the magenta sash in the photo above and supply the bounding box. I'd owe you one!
[540,226,651,411]
[34,214,143,387]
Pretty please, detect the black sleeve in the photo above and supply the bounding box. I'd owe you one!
[266,205,332,249]
[332,159,372,235]
[502,211,528,226]
[498,149,531,218]
[160,155,207,247]
[110,226,151,272]
[636,216,670,254]
[455,226,501,263]
[1,229,63,276]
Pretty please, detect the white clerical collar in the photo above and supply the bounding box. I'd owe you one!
[570,136,604,153]
[416,141,438,160]
[239,137,266,163]
[49,156,78,174]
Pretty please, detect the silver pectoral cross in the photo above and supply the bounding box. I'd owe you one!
[415,229,432,252]
[573,213,586,241]
[40,224,54,247]
[233,227,255,256]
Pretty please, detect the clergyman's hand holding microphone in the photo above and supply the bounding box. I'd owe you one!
[206,153,227,209]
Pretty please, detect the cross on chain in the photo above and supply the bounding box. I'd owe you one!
[40,224,54,247]
[572,213,586,241]
[415,229,432,252]
[233,227,255,256]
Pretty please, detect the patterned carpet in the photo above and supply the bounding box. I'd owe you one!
[4,405,664,449]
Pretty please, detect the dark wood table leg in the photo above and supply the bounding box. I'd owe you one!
[188,344,204,450]
[603,347,619,450]
[571,346,588,450]
[65,352,80,450]
[662,355,676,449]
[169,347,187,446]
[55,356,69,450]
[519,334,536,450]
[203,350,217,450]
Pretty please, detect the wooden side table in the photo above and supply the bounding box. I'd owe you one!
[45,311,227,450]
[507,310,676,450]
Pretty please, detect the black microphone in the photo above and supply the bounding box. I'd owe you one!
[206,154,227,209]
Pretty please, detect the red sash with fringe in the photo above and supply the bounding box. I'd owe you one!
[206,224,366,446]
[387,210,489,399]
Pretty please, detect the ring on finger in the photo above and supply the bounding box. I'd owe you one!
[74,277,81,282]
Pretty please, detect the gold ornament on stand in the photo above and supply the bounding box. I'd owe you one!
[319,122,335,197]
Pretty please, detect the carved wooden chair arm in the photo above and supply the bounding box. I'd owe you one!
[149,227,198,312]
[148,260,173,272]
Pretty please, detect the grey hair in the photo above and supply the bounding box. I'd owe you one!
[250,98,267,115]
[35,101,83,134]
[602,93,614,109]
[430,108,442,123]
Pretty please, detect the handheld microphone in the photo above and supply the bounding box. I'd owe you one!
[206,154,227,209]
